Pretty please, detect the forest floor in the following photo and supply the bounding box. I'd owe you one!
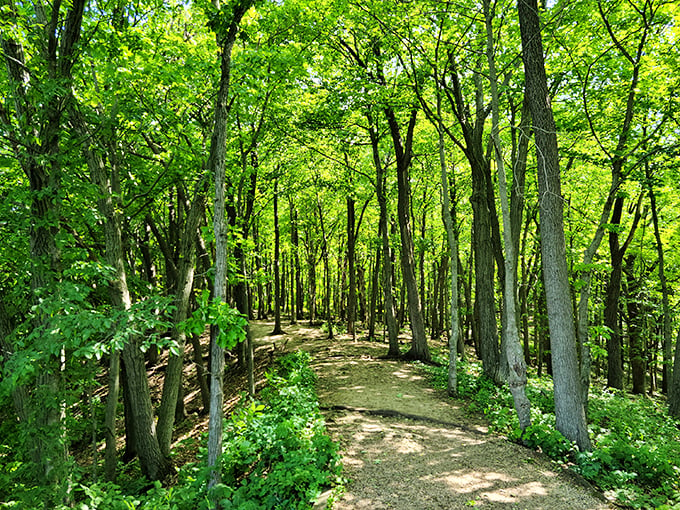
[248,320,615,510]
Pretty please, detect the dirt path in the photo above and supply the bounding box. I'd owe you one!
[251,321,613,510]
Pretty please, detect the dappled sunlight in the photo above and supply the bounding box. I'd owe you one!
[392,368,425,382]
[308,334,612,510]
[484,481,549,502]
[435,470,516,493]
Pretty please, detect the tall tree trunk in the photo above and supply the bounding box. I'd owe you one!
[289,200,304,322]
[1,1,87,487]
[385,108,430,362]
[436,91,459,396]
[470,155,501,380]
[317,196,333,339]
[367,242,381,341]
[368,116,400,356]
[624,256,646,394]
[346,193,357,339]
[485,0,531,432]
[73,101,172,480]
[605,194,642,389]
[518,0,591,451]
[157,179,207,457]
[647,167,673,394]
[206,1,253,491]
[272,179,284,335]
[306,228,317,324]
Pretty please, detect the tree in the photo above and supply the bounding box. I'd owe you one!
[205,0,256,491]
[1,0,87,485]
[517,0,591,451]
[484,0,531,432]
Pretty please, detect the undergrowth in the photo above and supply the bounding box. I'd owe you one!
[0,351,342,509]
[418,353,680,510]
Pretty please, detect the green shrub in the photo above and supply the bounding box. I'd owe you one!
[1,350,340,510]
[215,350,341,509]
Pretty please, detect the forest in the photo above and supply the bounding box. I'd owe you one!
[1,0,680,508]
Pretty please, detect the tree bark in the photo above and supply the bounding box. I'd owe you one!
[485,0,531,432]
[624,256,646,394]
[317,196,334,339]
[306,227,318,324]
[347,193,357,339]
[272,179,284,335]
[385,108,430,362]
[72,98,172,480]
[436,90,460,396]
[518,0,591,451]
[157,178,207,457]
[669,328,680,417]
[1,0,87,485]
[605,194,642,389]
[289,201,304,321]
[646,167,673,394]
[367,241,381,341]
[206,0,253,491]
[368,116,400,356]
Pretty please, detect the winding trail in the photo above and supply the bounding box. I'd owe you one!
[251,322,613,510]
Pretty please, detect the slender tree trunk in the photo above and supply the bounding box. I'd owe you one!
[347,194,357,339]
[605,194,642,389]
[647,168,673,394]
[206,1,253,491]
[289,199,303,322]
[485,0,531,432]
[317,196,333,339]
[272,180,284,335]
[368,117,400,356]
[668,328,680,417]
[518,0,591,451]
[605,197,625,389]
[385,109,430,362]
[157,179,207,457]
[437,91,459,396]
[306,228,317,324]
[367,242,381,340]
[624,256,646,394]
[75,103,172,480]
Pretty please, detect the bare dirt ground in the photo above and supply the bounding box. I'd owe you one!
[250,320,614,510]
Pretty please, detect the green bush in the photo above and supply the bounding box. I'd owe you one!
[216,351,342,509]
[1,350,340,510]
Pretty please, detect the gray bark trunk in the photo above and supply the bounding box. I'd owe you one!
[385,109,430,362]
[485,0,531,432]
[206,1,253,490]
[518,0,591,451]
[436,91,459,396]
[157,178,207,457]
[368,119,400,356]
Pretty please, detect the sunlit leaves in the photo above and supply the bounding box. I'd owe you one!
[179,290,247,349]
